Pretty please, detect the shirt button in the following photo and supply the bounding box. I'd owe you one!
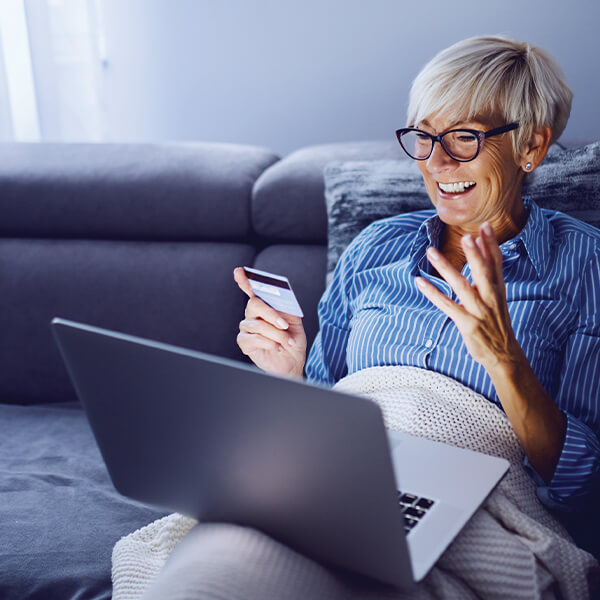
[425,339,433,348]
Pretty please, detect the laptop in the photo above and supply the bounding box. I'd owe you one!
[51,317,509,590]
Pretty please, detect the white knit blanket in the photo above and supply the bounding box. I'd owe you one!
[112,366,599,599]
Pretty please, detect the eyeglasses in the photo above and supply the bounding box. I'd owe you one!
[395,122,519,162]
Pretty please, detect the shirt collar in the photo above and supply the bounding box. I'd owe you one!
[408,198,552,280]
[504,198,552,280]
[408,212,441,275]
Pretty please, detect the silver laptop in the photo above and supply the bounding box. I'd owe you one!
[51,318,508,590]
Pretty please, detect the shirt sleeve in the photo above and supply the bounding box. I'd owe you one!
[528,253,600,510]
[305,234,362,385]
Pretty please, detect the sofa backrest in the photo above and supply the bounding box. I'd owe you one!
[0,138,423,405]
[0,142,279,404]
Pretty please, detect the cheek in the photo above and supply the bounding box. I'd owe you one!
[417,164,436,194]
[481,146,513,192]
[417,162,427,181]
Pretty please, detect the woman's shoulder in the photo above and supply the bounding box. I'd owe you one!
[543,208,600,253]
[538,209,600,283]
[339,209,436,272]
[352,209,436,248]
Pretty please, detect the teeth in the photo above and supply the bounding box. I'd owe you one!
[438,181,476,193]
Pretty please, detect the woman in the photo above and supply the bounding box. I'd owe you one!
[140,36,598,600]
[235,35,600,518]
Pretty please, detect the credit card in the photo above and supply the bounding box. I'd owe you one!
[243,267,304,317]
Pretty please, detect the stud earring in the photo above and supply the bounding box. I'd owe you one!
[525,162,532,171]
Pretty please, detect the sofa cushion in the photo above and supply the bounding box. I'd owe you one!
[0,239,255,405]
[0,142,278,241]
[252,141,402,244]
[0,402,166,600]
[324,160,430,282]
[522,141,600,226]
[323,141,600,281]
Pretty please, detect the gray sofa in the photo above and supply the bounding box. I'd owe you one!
[2,138,598,599]
[0,139,401,599]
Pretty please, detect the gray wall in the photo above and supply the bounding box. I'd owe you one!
[67,0,600,153]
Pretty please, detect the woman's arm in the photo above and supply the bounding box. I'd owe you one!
[415,222,567,483]
[486,347,565,483]
[304,245,357,385]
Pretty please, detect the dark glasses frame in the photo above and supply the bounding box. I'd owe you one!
[395,122,520,162]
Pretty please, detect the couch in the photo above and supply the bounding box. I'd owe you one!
[1,137,598,599]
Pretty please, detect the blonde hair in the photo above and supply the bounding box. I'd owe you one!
[406,36,573,157]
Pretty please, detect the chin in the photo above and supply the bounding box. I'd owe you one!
[432,197,479,228]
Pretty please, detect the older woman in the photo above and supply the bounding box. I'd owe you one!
[138,35,599,600]
[235,35,600,519]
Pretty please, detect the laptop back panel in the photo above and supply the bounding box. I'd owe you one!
[52,318,414,587]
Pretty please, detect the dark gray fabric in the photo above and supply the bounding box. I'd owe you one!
[0,142,279,240]
[253,244,327,354]
[523,141,600,227]
[0,402,166,600]
[0,238,255,405]
[252,141,402,243]
[324,160,431,280]
[324,142,600,280]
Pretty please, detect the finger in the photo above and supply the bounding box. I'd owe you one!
[237,332,280,355]
[461,234,496,302]
[480,223,504,286]
[425,247,482,315]
[233,267,255,298]
[239,318,297,348]
[244,296,289,330]
[415,276,470,325]
[475,234,489,261]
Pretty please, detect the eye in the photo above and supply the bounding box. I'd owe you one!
[456,133,477,142]
[415,132,431,140]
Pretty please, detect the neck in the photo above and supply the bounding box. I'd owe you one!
[440,199,528,272]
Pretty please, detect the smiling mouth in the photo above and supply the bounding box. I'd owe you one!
[437,181,477,194]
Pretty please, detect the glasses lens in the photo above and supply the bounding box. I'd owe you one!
[398,130,432,160]
[441,130,480,161]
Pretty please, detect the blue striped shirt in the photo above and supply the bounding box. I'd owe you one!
[306,198,600,510]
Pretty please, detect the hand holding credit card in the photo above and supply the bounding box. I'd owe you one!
[243,267,304,318]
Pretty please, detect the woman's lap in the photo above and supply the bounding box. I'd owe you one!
[140,523,402,600]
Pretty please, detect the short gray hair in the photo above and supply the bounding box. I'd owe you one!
[406,36,573,156]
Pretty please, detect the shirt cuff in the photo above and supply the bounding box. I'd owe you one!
[524,411,600,511]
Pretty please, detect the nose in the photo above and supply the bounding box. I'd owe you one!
[425,141,458,174]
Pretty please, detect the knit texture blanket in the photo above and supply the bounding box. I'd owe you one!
[112,366,599,599]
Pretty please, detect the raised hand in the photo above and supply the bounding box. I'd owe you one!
[415,223,565,482]
[415,222,520,371]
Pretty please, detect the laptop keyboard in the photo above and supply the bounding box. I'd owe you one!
[397,491,435,534]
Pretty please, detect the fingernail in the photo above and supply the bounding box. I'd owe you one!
[276,318,289,330]
[483,222,493,236]
[427,247,440,260]
[462,234,475,248]
[416,277,426,289]
[288,337,296,347]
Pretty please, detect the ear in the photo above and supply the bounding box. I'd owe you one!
[519,126,552,173]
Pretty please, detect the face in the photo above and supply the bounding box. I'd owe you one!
[416,113,525,235]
